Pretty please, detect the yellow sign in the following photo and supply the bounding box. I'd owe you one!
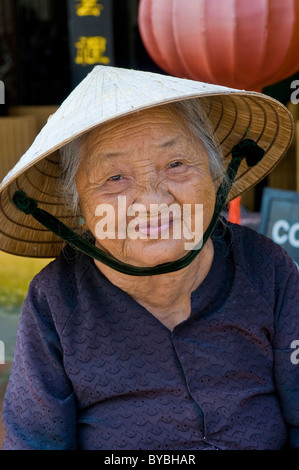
[76,0,103,17]
[75,36,110,65]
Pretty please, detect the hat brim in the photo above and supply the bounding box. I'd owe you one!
[0,66,294,258]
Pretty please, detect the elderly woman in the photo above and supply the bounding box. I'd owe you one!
[1,66,299,450]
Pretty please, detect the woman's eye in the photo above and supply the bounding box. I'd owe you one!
[109,175,122,181]
[169,161,183,168]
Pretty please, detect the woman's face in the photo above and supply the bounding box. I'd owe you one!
[76,105,216,267]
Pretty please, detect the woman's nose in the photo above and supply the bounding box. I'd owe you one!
[134,180,174,208]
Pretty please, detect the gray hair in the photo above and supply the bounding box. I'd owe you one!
[59,98,226,215]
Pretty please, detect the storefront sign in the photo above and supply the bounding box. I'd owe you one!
[259,188,299,269]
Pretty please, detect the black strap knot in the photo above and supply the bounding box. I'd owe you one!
[231,138,265,167]
[13,190,38,215]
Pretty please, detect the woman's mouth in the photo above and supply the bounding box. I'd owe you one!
[137,216,174,238]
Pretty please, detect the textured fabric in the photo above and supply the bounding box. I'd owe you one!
[2,222,299,450]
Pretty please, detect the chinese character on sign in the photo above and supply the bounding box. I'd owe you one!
[76,0,103,17]
[75,36,110,65]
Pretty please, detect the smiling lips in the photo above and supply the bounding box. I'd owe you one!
[137,216,174,238]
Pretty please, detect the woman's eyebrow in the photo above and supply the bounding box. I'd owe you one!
[101,151,127,159]
[91,150,128,162]
[160,137,183,148]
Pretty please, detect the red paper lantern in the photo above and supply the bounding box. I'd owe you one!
[138,0,299,92]
[138,0,299,224]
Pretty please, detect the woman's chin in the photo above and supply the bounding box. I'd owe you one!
[94,238,189,269]
[122,240,188,268]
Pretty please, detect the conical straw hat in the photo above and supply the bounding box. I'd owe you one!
[0,66,294,258]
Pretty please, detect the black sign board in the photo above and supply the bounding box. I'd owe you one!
[0,0,18,105]
[67,0,115,88]
[259,188,299,269]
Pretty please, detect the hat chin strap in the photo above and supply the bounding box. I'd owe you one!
[13,139,264,276]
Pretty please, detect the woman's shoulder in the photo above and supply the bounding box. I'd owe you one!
[22,246,96,330]
[29,245,93,306]
[227,221,296,266]
[32,245,82,282]
[225,221,298,296]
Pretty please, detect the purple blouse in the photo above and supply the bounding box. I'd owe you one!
[2,222,299,450]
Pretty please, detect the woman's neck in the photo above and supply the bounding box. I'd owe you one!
[94,238,214,330]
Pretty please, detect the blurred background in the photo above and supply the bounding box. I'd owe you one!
[0,0,299,446]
